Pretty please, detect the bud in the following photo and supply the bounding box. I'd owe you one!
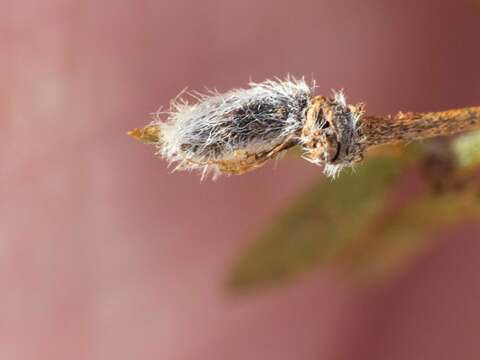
[146,77,312,178]
[129,77,367,179]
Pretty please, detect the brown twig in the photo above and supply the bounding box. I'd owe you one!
[128,79,480,178]
[361,107,480,147]
[302,95,480,176]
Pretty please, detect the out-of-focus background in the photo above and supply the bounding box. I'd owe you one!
[3,0,480,359]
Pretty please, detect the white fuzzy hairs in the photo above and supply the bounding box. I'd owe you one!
[152,77,362,178]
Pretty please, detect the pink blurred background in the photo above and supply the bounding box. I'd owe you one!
[3,0,480,359]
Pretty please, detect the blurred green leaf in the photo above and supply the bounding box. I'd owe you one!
[229,140,480,293]
[452,130,480,169]
[228,152,411,292]
[342,189,480,282]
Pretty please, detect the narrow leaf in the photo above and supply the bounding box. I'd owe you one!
[228,151,410,292]
[341,189,480,281]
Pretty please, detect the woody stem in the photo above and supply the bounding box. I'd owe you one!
[361,106,480,147]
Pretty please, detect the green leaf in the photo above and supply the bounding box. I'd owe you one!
[342,189,480,282]
[228,152,410,292]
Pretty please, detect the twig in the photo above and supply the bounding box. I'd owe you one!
[361,107,480,147]
[128,78,480,178]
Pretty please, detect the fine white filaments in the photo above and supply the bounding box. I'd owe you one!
[139,77,364,179]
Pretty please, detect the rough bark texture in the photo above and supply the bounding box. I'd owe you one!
[361,107,480,147]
